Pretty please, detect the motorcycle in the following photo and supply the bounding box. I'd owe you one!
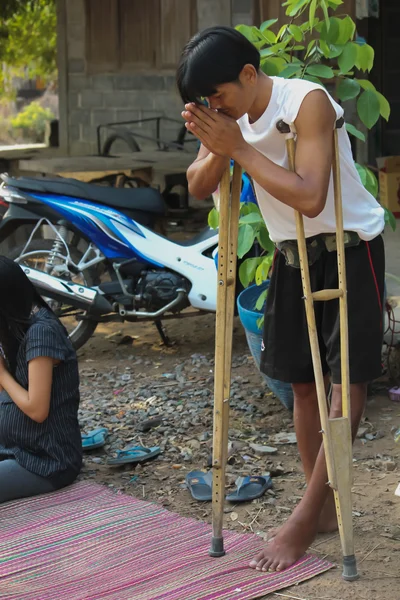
[0,168,258,350]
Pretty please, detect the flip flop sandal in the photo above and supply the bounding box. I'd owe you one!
[225,475,272,503]
[81,428,109,450]
[185,470,213,502]
[107,446,161,466]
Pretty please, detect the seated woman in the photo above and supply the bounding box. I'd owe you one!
[0,256,82,503]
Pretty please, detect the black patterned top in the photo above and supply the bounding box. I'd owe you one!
[0,308,82,486]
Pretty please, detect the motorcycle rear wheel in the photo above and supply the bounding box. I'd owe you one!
[9,239,99,351]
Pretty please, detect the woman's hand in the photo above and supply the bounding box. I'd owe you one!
[182,103,246,157]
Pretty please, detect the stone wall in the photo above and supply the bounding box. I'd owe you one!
[59,0,253,156]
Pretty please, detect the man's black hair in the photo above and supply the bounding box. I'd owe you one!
[176,26,260,104]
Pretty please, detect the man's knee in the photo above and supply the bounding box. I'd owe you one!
[292,382,317,403]
[330,382,367,419]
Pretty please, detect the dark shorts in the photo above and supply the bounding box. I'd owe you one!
[260,234,385,384]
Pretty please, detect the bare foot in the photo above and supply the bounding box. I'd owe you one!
[318,492,338,533]
[265,526,280,542]
[249,513,318,572]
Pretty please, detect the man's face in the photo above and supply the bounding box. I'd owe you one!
[205,65,257,120]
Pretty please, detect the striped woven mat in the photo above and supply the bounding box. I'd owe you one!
[0,482,333,600]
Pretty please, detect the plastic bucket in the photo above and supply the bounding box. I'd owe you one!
[237,282,294,411]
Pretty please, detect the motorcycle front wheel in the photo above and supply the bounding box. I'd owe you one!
[9,239,99,351]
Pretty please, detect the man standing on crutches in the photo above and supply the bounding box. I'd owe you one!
[177,26,385,576]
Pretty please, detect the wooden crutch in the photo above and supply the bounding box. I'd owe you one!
[209,161,242,557]
[277,119,358,581]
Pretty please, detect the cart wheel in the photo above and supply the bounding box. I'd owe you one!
[101,129,141,156]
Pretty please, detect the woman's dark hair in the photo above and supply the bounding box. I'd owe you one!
[0,256,48,373]
[176,26,260,104]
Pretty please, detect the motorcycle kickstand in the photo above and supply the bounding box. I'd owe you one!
[154,320,172,347]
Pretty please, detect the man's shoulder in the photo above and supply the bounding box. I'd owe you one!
[277,76,325,95]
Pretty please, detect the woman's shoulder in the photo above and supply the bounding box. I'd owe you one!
[24,308,76,358]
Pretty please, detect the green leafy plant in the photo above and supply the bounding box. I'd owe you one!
[0,0,57,97]
[11,101,55,142]
[209,0,394,308]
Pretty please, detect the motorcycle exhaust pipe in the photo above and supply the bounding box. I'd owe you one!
[22,266,113,315]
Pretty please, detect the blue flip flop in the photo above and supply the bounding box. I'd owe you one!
[81,428,108,451]
[226,475,272,503]
[185,470,213,502]
[107,446,161,466]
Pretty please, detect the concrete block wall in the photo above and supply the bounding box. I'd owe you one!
[62,0,252,156]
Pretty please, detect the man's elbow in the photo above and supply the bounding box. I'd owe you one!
[188,181,209,201]
[303,194,326,219]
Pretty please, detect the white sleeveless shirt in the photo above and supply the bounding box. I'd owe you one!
[237,77,385,243]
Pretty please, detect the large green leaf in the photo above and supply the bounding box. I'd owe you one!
[305,39,317,58]
[321,0,330,28]
[260,19,278,31]
[236,24,258,43]
[376,91,391,121]
[328,44,344,58]
[357,89,380,129]
[364,167,378,198]
[257,226,275,254]
[239,212,264,225]
[240,202,260,216]
[337,77,360,101]
[255,288,268,311]
[384,207,397,232]
[255,256,273,285]
[208,207,219,229]
[260,40,290,57]
[237,223,256,259]
[355,163,367,186]
[338,42,358,74]
[320,17,340,44]
[260,29,277,44]
[336,15,356,44]
[305,64,334,78]
[284,0,308,17]
[303,74,325,87]
[319,40,330,58]
[261,59,279,76]
[277,24,289,40]
[288,24,303,42]
[356,78,376,91]
[239,257,262,288]
[355,44,374,72]
[345,123,365,142]
[278,63,302,78]
[309,0,317,29]
[261,57,289,76]
[256,315,264,330]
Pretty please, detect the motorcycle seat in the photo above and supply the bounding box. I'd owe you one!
[2,175,166,215]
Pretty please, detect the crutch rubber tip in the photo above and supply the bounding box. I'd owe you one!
[209,537,225,557]
[342,555,359,581]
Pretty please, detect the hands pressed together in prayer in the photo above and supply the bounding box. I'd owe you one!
[182,103,246,158]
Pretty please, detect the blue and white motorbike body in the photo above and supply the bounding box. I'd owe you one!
[0,168,258,349]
